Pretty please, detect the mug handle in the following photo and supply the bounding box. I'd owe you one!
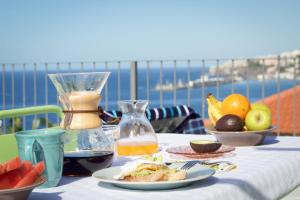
[32,140,45,164]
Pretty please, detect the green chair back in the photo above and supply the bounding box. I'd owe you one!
[0,105,63,163]
[0,134,18,163]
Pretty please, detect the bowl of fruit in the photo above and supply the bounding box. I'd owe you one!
[205,93,275,146]
[0,157,46,200]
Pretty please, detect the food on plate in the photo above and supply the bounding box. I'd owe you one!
[0,157,22,176]
[0,160,33,189]
[0,157,45,190]
[207,93,272,132]
[215,114,244,132]
[190,140,221,153]
[116,162,186,182]
[220,94,251,120]
[245,109,271,131]
[142,155,163,162]
[14,161,45,188]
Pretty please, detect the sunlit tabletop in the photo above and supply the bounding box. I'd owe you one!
[30,134,300,200]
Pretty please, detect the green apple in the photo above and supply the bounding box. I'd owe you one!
[245,109,271,131]
[251,103,271,116]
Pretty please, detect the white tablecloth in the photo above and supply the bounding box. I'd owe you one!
[30,134,300,200]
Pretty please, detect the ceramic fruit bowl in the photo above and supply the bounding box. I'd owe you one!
[190,140,222,153]
[0,176,45,200]
[206,126,275,146]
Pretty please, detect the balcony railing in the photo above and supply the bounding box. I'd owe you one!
[1,56,299,135]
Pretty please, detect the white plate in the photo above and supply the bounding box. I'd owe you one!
[92,164,215,190]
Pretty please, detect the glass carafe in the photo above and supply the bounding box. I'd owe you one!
[48,72,112,152]
[116,100,158,156]
[49,72,114,176]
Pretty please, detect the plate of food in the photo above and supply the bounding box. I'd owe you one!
[92,161,215,190]
[0,157,46,200]
[206,93,276,146]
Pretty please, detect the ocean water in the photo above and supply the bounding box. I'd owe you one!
[0,67,299,129]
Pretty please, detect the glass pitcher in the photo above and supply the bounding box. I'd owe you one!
[48,72,112,152]
[116,100,158,156]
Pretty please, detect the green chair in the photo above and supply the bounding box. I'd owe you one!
[0,105,63,163]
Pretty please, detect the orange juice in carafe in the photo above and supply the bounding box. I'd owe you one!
[117,100,158,156]
[116,138,158,156]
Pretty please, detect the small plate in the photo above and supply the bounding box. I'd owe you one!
[92,165,215,190]
[166,145,235,160]
[206,126,276,146]
[0,176,45,200]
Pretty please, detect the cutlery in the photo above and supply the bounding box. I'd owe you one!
[180,161,199,171]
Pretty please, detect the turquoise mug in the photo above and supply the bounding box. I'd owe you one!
[15,128,64,188]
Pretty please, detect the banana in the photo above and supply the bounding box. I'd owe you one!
[206,93,223,126]
[207,93,222,108]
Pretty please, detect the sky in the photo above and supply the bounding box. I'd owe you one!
[0,0,299,62]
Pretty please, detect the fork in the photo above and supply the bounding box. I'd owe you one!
[180,161,199,171]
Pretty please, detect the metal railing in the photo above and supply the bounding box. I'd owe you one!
[0,56,299,135]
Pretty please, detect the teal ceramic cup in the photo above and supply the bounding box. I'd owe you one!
[15,128,64,188]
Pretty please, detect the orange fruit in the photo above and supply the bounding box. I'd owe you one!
[221,94,251,119]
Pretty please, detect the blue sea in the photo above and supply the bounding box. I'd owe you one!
[1,67,299,129]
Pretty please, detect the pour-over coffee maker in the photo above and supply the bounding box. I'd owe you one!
[49,72,113,176]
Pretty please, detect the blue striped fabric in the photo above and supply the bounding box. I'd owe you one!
[105,105,193,121]
[102,105,206,135]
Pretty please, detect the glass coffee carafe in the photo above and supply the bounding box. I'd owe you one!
[49,72,113,176]
[116,100,158,156]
